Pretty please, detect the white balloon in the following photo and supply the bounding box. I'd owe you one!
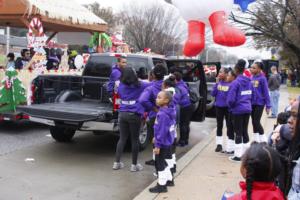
[74,55,84,69]
[172,0,234,24]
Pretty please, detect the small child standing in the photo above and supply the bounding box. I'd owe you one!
[228,142,285,200]
[149,91,176,193]
[211,67,232,152]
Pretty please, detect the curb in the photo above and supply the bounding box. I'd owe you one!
[133,128,216,200]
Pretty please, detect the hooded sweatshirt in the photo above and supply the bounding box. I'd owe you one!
[139,80,163,119]
[107,64,122,95]
[227,75,253,115]
[154,106,176,148]
[251,74,271,108]
[177,80,191,108]
[118,81,151,115]
[211,80,230,108]
[228,181,284,200]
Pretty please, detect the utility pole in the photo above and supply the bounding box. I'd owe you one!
[6,26,10,55]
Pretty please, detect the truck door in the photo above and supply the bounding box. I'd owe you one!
[167,60,207,122]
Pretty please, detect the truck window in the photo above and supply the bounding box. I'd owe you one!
[127,57,149,79]
[168,61,200,82]
[84,56,115,77]
[84,56,150,79]
[203,64,217,83]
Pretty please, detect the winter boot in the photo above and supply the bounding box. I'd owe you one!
[224,139,235,154]
[215,136,223,152]
[229,143,243,162]
[253,133,260,142]
[183,21,205,57]
[209,11,246,47]
[259,134,267,143]
[149,184,167,193]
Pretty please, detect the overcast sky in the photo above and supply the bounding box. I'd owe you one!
[75,0,271,59]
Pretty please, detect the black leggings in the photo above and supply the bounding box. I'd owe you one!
[215,107,234,140]
[251,105,264,135]
[232,114,250,144]
[179,104,194,142]
[116,112,142,165]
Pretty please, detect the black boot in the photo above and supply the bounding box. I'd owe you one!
[166,180,175,187]
[215,145,222,152]
[145,159,155,166]
[149,184,167,193]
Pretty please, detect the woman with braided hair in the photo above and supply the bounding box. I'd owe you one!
[228,142,284,200]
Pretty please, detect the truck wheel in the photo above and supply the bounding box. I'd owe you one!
[50,126,76,142]
[138,120,150,151]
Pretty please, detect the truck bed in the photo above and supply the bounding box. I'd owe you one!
[17,99,112,122]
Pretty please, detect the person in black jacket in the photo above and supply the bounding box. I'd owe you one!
[15,49,31,70]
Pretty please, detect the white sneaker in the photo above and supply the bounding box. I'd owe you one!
[130,163,143,172]
[112,162,124,170]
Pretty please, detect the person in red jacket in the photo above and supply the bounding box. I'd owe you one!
[228,142,285,200]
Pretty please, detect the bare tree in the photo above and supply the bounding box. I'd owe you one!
[85,2,119,33]
[231,0,300,68]
[120,3,184,54]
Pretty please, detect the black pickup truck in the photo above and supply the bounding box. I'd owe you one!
[18,53,207,150]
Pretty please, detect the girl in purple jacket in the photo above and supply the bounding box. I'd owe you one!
[211,67,232,153]
[149,90,176,193]
[227,59,253,162]
[173,72,194,147]
[250,62,271,143]
[113,67,150,172]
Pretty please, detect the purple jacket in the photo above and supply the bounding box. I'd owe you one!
[211,81,230,108]
[154,106,176,148]
[118,81,151,115]
[139,80,163,119]
[251,74,271,108]
[107,64,122,95]
[177,80,191,108]
[227,75,253,115]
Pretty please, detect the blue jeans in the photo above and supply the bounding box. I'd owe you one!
[270,90,280,117]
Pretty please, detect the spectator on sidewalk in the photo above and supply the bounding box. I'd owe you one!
[282,100,300,199]
[227,59,253,162]
[250,61,271,143]
[211,67,232,153]
[228,142,285,200]
[268,66,281,118]
[149,91,176,193]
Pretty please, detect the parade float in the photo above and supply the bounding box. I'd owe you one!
[0,0,107,121]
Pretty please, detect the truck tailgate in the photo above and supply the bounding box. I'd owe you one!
[17,100,112,122]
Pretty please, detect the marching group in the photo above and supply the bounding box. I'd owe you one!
[107,56,300,198]
[107,56,194,193]
[212,59,300,199]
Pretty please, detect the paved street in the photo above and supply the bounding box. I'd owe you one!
[0,118,216,200]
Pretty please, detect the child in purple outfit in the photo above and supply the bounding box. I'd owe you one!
[149,91,176,193]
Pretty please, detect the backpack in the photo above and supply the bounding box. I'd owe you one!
[189,89,200,104]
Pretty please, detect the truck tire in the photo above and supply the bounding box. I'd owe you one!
[50,126,76,142]
[138,120,150,151]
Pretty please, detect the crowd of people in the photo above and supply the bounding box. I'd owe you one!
[4,48,80,70]
[211,59,300,199]
[107,56,194,193]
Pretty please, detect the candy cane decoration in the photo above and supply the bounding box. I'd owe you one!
[28,17,44,37]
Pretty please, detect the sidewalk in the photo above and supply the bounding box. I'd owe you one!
[134,87,289,200]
